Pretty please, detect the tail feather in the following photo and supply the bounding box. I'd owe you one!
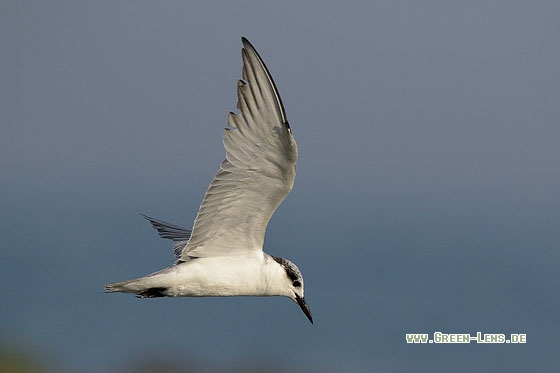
[105,278,170,298]
[105,280,138,294]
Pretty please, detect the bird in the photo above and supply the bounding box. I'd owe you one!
[105,37,313,324]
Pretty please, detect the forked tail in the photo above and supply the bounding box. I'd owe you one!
[105,280,168,298]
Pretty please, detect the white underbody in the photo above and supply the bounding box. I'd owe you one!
[107,251,292,298]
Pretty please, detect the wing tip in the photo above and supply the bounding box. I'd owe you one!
[241,36,252,48]
[238,36,288,124]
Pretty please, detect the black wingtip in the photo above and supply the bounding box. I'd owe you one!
[238,36,288,125]
[241,37,257,54]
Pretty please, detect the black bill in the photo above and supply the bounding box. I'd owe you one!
[295,294,313,324]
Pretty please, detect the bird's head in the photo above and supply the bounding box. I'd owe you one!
[272,256,313,324]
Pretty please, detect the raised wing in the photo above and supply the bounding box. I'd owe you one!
[179,38,297,261]
[142,214,191,258]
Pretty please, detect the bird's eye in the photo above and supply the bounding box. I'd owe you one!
[293,280,301,287]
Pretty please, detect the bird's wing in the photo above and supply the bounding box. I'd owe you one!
[179,37,297,261]
[142,214,192,241]
[142,214,192,258]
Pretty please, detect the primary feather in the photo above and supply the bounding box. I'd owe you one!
[178,38,298,261]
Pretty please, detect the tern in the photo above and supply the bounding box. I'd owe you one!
[105,38,313,324]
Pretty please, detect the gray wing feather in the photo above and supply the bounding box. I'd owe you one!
[142,214,191,258]
[180,38,297,261]
[142,214,192,241]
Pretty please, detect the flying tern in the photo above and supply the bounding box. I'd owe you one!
[105,38,312,324]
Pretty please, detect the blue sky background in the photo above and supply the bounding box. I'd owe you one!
[2,1,559,371]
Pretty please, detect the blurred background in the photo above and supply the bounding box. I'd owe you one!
[2,1,559,372]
